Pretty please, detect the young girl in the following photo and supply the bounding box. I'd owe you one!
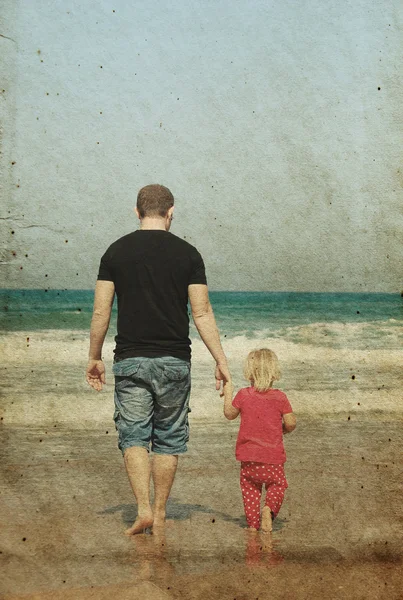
[223,348,296,533]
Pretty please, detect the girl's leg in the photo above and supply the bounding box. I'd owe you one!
[240,462,263,530]
[263,464,288,519]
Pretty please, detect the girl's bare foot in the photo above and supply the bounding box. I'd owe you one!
[124,512,154,535]
[261,506,272,533]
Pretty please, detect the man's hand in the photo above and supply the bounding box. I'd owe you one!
[215,362,231,394]
[86,359,106,391]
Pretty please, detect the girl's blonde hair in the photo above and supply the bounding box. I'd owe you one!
[243,348,281,392]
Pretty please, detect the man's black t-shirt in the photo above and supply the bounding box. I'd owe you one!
[97,230,207,362]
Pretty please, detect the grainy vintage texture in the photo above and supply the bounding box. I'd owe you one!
[1,0,402,292]
[1,1,402,599]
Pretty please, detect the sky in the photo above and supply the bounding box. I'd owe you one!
[1,0,402,292]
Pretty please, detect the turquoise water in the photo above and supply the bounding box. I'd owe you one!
[1,289,402,349]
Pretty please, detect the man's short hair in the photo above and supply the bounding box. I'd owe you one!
[137,184,174,218]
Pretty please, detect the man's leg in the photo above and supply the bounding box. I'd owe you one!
[151,357,191,527]
[124,446,154,535]
[152,454,178,527]
[113,360,155,535]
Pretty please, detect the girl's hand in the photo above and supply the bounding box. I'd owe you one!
[220,379,233,399]
[222,380,239,420]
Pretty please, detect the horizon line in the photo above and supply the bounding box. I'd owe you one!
[0,288,402,296]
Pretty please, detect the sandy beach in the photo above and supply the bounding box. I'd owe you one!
[1,328,402,426]
[1,330,402,599]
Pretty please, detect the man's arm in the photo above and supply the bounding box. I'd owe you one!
[188,284,231,392]
[86,280,115,391]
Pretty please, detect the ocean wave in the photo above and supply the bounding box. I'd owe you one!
[216,320,403,350]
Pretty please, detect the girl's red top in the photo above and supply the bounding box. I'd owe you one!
[232,387,293,464]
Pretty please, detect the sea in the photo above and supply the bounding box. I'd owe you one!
[1,289,402,351]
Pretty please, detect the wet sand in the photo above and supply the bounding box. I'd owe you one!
[1,420,402,599]
[1,330,402,598]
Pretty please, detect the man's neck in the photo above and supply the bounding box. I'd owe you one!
[139,217,168,231]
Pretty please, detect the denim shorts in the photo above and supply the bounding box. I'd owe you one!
[112,356,191,455]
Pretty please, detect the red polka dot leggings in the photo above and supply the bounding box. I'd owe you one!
[240,461,288,530]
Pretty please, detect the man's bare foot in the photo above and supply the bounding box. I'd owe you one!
[125,512,154,536]
[261,506,273,533]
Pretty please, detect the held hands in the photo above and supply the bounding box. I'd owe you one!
[221,379,234,401]
[86,359,106,392]
[215,362,231,394]
[216,362,234,406]
[221,377,239,420]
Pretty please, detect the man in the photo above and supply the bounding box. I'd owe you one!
[86,184,231,535]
